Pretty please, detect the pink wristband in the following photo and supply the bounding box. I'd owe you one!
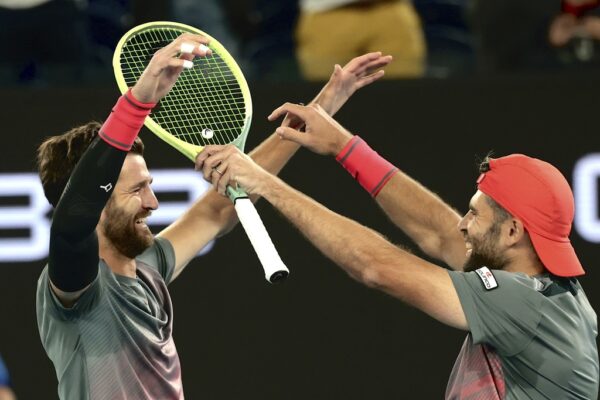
[336,136,398,197]
[99,89,156,151]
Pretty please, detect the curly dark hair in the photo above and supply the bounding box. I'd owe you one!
[37,121,144,207]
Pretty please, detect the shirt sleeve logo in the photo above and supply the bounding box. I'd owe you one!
[475,266,499,290]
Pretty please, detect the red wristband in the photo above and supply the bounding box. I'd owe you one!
[336,136,398,197]
[99,89,156,151]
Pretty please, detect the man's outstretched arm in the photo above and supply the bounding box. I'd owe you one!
[268,103,468,270]
[199,149,468,330]
[46,34,212,305]
[157,52,394,281]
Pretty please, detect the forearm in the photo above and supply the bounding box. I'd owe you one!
[50,137,127,291]
[335,137,465,269]
[50,92,154,291]
[259,175,463,327]
[160,133,301,270]
[208,133,300,234]
[375,172,465,269]
[260,174,397,282]
[249,132,300,177]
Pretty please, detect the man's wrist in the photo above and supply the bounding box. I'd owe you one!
[258,173,283,201]
[335,136,398,197]
[311,81,337,116]
[130,85,158,105]
[99,90,156,151]
[334,133,354,155]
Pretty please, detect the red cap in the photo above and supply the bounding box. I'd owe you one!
[477,154,584,277]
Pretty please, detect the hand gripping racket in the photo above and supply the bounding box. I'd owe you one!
[113,21,289,283]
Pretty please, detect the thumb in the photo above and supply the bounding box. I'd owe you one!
[276,126,307,145]
[331,64,342,79]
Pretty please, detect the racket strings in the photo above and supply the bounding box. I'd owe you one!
[119,27,248,147]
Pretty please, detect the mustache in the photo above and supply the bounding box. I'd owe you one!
[135,210,152,220]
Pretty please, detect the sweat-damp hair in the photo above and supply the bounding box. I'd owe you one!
[37,121,144,208]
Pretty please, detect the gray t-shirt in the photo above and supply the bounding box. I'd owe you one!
[36,237,183,400]
[447,268,599,399]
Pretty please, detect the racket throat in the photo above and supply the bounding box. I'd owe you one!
[227,185,248,203]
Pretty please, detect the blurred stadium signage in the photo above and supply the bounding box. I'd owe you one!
[0,169,213,262]
[1,156,599,262]
[573,153,600,242]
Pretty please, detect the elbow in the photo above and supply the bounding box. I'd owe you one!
[351,244,393,289]
[359,262,401,294]
[359,265,384,289]
[416,236,443,260]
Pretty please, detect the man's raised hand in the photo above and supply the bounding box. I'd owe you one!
[132,34,212,104]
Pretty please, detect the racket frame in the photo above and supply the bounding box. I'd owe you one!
[112,21,288,283]
[113,21,252,199]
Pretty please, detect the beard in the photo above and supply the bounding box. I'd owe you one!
[101,199,154,259]
[463,222,509,273]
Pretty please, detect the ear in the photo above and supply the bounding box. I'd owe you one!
[506,218,526,246]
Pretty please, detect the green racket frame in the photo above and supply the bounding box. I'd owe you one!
[112,21,253,200]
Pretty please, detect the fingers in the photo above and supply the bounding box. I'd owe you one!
[166,58,194,70]
[195,145,244,195]
[268,102,310,122]
[179,41,211,57]
[356,70,385,89]
[275,126,307,146]
[146,34,212,76]
[168,33,211,57]
[345,52,383,73]
[364,55,393,71]
[347,53,392,77]
[195,145,228,178]
[215,161,232,195]
[281,112,291,128]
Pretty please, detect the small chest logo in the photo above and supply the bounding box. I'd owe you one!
[100,183,113,193]
[475,267,498,290]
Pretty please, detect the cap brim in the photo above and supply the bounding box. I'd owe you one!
[529,231,585,277]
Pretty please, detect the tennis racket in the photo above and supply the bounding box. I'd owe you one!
[113,21,288,283]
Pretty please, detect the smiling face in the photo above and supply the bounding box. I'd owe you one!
[458,191,511,272]
[99,154,158,259]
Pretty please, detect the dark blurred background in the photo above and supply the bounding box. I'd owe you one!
[0,0,599,399]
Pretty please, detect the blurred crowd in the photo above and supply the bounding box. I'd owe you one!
[0,0,598,84]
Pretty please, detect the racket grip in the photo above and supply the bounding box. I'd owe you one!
[233,198,289,283]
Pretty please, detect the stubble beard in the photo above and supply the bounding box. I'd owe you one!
[463,223,509,273]
[101,199,154,259]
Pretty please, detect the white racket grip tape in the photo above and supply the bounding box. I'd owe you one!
[234,198,289,283]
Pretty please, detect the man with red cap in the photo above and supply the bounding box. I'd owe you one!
[196,103,599,399]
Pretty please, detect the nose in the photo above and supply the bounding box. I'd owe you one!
[457,213,469,233]
[143,187,159,211]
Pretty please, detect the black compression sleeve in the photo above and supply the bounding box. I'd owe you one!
[48,137,128,292]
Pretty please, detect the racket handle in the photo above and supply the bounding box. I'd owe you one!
[233,197,289,283]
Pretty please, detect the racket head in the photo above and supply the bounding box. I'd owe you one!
[113,21,253,161]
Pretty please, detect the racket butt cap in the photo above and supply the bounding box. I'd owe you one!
[268,270,289,284]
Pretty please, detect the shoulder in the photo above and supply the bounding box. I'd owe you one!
[449,268,547,354]
[450,267,543,296]
[37,263,107,322]
[136,237,176,282]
